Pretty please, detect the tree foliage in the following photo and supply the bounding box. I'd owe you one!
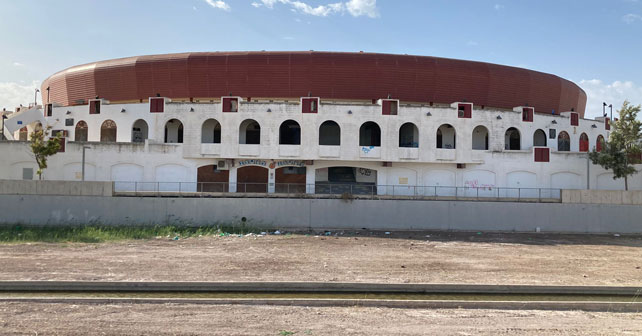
[29,126,61,180]
[589,101,642,190]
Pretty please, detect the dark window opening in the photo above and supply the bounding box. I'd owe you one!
[240,119,261,144]
[558,131,570,151]
[505,127,521,150]
[570,113,579,126]
[223,97,238,112]
[359,121,381,146]
[132,119,149,143]
[458,104,472,118]
[202,119,221,144]
[319,120,340,146]
[164,119,183,143]
[302,98,319,113]
[279,120,301,145]
[533,129,547,147]
[75,121,88,142]
[45,104,53,117]
[472,125,489,150]
[100,120,117,142]
[399,122,418,148]
[437,124,456,149]
[522,108,534,122]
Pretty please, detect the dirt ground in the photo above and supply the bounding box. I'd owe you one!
[1,231,641,285]
[1,302,641,335]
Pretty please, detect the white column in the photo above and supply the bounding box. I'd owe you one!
[306,165,316,194]
[268,168,275,193]
[228,166,237,192]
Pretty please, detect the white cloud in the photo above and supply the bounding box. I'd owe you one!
[494,4,504,10]
[12,62,24,67]
[579,79,642,119]
[252,0,378,18]
[0,81,41,111]
[204,0,231,11]
[622,13,642,24]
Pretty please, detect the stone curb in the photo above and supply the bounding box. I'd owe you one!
[0,281,640,296]
[0,297,640,313]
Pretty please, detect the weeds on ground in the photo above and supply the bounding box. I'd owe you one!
[0,224,262,244]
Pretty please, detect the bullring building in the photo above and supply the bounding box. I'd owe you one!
[2,51,639,195]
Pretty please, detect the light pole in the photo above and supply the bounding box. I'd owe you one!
[81,146,91,181]
[609,104,613,121]
[34,89,40,107]
[1,112,7,141]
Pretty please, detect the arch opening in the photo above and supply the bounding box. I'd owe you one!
[399,122,419,148]
[596,135,605,152]
[472,125,489,150]
[579,133,589,152]
[201,119,221,144]
[319,120,340,146]
[197,165,229,192]
[132,119,148,143]
[279,120,301,145]
[359,122,381,147]
[558,131,570,151]
[100,120,117,142]
[239,119,260,144]
[533,129,547,147]
[164,119,183,143]
[75,121,88,142]
[437,124,456,149]
[237,166,268,193]
[505,127,521,150]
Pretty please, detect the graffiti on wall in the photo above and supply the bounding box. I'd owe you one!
[464,179,495,189]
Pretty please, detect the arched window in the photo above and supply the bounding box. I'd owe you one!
[359,121,381,146]
[100,120,117,142]
[472,125,489,150]
[399,123,418,148]
[201,119,221,144]
[75,121,88,142]
[505,127,521,150]
[164,119,183,143]
[131,119,148,143]
[239,119,260,144]
[19,127,28,141]
[579,133,589,152]
[596,135,605,152]
[279,120,301,145]
[533,129,547,147]
[436,124,455,149]
[558,131,570,151]
[319,120,340,146]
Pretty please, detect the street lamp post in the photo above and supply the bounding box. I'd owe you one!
[1,113,7,141]
[609,104,613,121]
[81,146,91,181]
[34,89,40,107]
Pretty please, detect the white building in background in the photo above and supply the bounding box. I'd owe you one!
[0,51,639,195]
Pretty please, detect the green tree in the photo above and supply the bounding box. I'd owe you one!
[589,101,642,190]
[29,126,62,180]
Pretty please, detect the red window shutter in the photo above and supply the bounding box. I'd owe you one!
[89,101,96,114]
[150,98,164,113]
[534,148,541,162]
[465,104,472,118]
[605,118,610,130]
[535,148,550,162]
[382,100,391,115]
[543,148,550,162]
[302,98,317,113]
[571,113,579,126]
[58,138,65,153]
[223,98,238,112]
[523,108,533,122]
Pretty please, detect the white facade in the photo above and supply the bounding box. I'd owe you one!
[1,98,640,194]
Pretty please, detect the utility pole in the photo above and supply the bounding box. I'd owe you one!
[34,89,40,107]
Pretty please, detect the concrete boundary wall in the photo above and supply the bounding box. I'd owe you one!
[562,189,642,205]
[0,195,640,233]
[0,180,113,197]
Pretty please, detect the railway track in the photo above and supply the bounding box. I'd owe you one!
[1,281,640,312]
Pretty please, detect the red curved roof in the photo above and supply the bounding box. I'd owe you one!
[42,51,587,117]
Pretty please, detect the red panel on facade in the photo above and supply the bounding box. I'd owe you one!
[534,147,550,162]
[150,98,164,113]
[605,118,611,130]
[522,108,534,122]
[41,51,587,117]
[570,112,579,126]
[89,100,100,114]
[382,100,398,115]
[458,104,471,118]
[222,97,238,112]
[302,98,318,113]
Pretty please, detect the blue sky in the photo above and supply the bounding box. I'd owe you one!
[1,0,641,118]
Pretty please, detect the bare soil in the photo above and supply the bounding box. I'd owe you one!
[1,232,641,285]
[1,302,641,335]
